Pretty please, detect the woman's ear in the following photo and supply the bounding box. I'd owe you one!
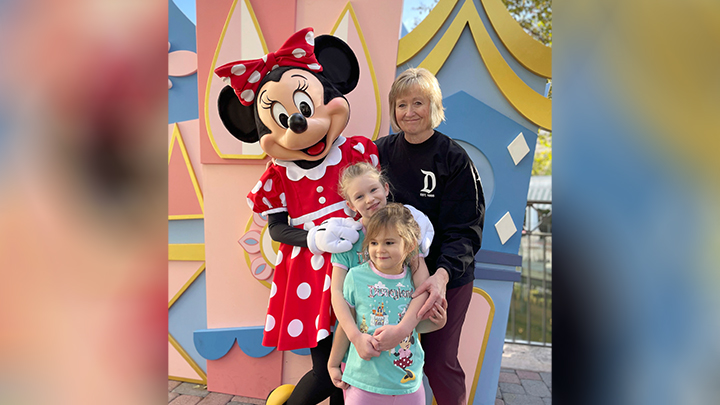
[384,183,390,197]
[218,86,260,143]
[314,35,359,95]
[345,200,356,214]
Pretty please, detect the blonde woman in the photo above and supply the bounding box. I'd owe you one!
[375,68,485,405]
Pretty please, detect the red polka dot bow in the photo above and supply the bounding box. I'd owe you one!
[214,27,323,106]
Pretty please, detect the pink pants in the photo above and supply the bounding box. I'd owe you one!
[344,384,425,405]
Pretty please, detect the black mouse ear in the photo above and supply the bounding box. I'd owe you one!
[314,35,359,94]
[218,85,259,143]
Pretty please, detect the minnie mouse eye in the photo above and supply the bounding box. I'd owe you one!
[271,102,289,129]
[293,91,314,118]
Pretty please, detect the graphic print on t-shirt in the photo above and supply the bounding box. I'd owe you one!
[342,262,425,395]
[366,279,414,327]
[359,315,369,333]
[420,169,436,197]
[355,249,369,266]
[391,334,417,383]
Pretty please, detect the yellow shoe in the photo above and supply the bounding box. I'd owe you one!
[266,384,294,405]
[400,371,416,383]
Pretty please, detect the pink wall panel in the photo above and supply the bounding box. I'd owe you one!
[295,0,346,34]
[341,21,379,140]
[176,119,204,191]
[206,0,266,159]
[169,137,203,217]
[169,341,203,381]
[197,0,237,164]
[203,164,271,328]
[250,0,296,51]
[168,261,205,302]
[206,343,283,398]
[458,290,493,398]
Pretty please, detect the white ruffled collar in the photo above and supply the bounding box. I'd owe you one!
[275,136,346,181]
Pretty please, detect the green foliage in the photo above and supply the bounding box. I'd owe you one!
[533,129,552,176]
[507,282,552,344]
[501,0,552,46]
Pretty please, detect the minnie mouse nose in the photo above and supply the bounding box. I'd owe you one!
[289,113,308,133]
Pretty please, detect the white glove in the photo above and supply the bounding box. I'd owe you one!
[405,204,434,257]
[307,217,362,254]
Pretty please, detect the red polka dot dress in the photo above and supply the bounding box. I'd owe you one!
[247,136,379,351]
[394,349,413,369]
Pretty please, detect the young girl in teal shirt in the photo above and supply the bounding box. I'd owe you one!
[328,163,446,404]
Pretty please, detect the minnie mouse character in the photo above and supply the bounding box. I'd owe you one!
[215,28,377,403]
[392,335,416,384]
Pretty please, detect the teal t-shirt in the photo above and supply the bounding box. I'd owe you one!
[330,230,366,271]
[341,261,425,395]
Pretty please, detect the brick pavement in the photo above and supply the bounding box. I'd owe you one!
[168,382,262,405]
[169,366,552,405]
[495,368,552,405]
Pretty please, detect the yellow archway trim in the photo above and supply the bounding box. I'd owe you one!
[169,332,208,384]
[479,0,551,78]
[397,0,460,65]
[168,375,205,385]
[169,243,206,261]
[169,124,205,220]
[170,214,205,220]
[169,263,206,309]
[468,287,496,404]
[330,3,382,141]
[417,0,551,130]
[204,0,269,160]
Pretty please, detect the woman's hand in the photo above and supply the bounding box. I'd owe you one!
[328,365,349,390]
[428,298,448,328]
[412,268,448,320]
[372,324,411,352]
[352,333,381,361]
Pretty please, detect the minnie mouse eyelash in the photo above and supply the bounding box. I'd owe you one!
[259,91,274,109]
[295,78,309,93]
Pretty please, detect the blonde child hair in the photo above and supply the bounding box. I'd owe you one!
[362,203,420,268]
[337,161,389,200]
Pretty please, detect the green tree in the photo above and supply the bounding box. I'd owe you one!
[501,0,552,46]
[533,129,552,175]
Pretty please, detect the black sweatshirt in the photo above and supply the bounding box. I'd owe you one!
[375,131,485,289]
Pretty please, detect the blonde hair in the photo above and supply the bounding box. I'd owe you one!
[338,161,388,200]
[362,203,420,268]
[388,67,445,133]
